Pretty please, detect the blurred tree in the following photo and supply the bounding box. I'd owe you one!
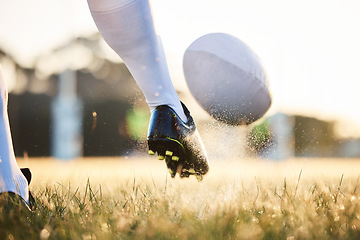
[247,119,273,155]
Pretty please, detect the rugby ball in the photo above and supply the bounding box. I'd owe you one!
[183,33,271,125]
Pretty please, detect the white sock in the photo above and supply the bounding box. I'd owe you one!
[0,66,29,203]
[87,0,187,122]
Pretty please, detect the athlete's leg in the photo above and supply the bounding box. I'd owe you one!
[87,0,209,178]
[0,65,29,203]
[87,0,187,122]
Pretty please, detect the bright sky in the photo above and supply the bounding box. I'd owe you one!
[0,0,360,136]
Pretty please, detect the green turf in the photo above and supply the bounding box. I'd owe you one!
[1,158,360,239]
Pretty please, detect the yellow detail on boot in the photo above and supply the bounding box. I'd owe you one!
[196,175,203,181]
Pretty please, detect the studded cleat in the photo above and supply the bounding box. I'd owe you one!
[147,102,209,179]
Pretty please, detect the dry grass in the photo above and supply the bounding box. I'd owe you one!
[2,157,360,239]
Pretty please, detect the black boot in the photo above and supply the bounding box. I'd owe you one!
[147,102,209,180]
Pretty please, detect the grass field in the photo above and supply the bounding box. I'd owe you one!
[2,157,360,239]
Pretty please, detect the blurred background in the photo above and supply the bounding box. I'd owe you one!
[1,0,360,160]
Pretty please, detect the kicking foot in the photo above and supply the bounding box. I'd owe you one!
[147,102,209,179]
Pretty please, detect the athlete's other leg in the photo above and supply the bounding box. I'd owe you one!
[0,65,29,204]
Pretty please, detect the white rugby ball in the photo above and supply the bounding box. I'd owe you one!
[183,33,271,125]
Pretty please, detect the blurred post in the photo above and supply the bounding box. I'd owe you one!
[266,113,295,160]
[51,69,83,160]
